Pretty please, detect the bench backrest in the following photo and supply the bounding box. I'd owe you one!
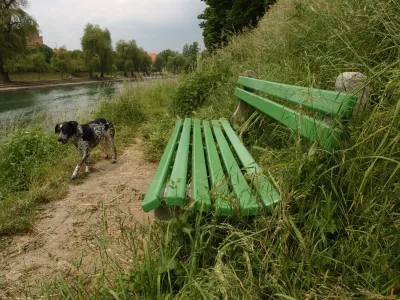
[235,76,358,150]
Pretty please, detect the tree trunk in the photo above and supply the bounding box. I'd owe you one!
[89,71,93,79]
[100,71,104,78]
[124,71,127,77]
[38,72,40,80]
[131,71,133,77]
[0,64,11,83]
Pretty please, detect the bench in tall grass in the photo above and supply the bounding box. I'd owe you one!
[142,72,358,216]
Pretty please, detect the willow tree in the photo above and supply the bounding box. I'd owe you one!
[81,23,113,78]
[0,0,38,82]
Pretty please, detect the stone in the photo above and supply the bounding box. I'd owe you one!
[335,72,370,117]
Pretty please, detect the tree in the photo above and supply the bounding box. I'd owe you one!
[28,44,54,63]
[138,48,152,74]
[116,40,139,77]
[166,54,187,74]
[153,49,178,72]
[81,23,113,78]
[50,46,69,79]
[0,0,38,82]
[198,0,275,51]
[68,49,87,73]
[3,53,32,72]
[28,52,48,80]
[183,42,200,71]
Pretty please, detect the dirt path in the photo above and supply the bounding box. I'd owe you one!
[0,140,157,297]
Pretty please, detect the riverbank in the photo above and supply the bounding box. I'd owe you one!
[0,78,133,93]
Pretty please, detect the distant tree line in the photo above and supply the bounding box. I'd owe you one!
[0,1,201,82]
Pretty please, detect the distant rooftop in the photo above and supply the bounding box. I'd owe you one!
[147,53,157,62]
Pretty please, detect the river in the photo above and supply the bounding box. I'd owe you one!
[0,81,136,128]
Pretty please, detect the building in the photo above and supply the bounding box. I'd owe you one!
[27,32,43,47]
[147,53,157,62]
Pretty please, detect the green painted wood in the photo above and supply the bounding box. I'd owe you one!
[142,120,183,212]
[220,119,280,213]
[203,120,233,216]
[211,120,259,216]
[192,119,211,212]
[234,88,343,150]
[237,76,357,118]
[165,118,192,206]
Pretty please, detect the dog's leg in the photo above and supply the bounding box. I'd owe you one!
[72,152,89,180]
[84,161,90,173]
[107,133,117,164]
[101,136,110,159]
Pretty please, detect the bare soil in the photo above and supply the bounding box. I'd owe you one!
[0,139,157,297]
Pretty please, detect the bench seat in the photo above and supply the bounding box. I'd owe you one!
[142,118,280,216]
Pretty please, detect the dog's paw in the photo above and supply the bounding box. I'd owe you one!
[111,159,117,164]
[71,175,77,180]
[85,166,90,173]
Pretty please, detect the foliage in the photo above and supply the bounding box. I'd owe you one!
[198,0,275,51]
[154,43,200,74]
[28,52,49,79]
[27,44,54,63]
[153,49,179,72]
[96,84,145,126]
[50,46,69,78]
[0,130,61,199]
[81,23,113,78]
[3,53,32,72]
[166,54,187,74]
[0,0,38,82]
[182,41,200,71]
[115,40,152,76]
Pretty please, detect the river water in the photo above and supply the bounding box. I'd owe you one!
[0,81,135,128]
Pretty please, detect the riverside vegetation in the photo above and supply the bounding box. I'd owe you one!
[0,0,399,298]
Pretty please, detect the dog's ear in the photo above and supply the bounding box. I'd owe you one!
[69,121,78,132]
[68,121,79,136]
[55,124,60,134]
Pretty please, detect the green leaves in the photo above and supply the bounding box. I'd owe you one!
[81,23,113,77]
[198,0,275,51]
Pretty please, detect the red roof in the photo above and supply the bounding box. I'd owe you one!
[147,52,157,62]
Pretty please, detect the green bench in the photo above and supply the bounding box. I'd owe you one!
[141,72,358,216]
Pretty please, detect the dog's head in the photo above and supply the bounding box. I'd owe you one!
[55,121,79,144]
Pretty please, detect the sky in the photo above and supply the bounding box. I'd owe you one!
[26,0,207,53]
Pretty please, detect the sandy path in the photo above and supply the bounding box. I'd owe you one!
[0,140,157,297]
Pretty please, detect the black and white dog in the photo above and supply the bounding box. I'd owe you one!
[55,118,117,180]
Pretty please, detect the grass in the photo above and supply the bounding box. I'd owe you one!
[1,0,400,298]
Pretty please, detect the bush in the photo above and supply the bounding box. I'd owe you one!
[0,130,62,199]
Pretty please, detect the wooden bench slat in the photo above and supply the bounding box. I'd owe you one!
[192,119,211,211]
[234,88,343,150]
[212,120,259,216]
[165,118,192,206]
[220,119,280,212]
[203,120,234,216]
[237,76,357,118]
[142,120,183,212]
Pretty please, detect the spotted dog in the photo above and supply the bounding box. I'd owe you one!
[55,118,117,180]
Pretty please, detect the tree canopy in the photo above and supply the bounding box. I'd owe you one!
[198,0,276,51]
[81,23,113,78]
[0,0,38,82]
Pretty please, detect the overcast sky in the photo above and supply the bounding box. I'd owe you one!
[26,0,207,53]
